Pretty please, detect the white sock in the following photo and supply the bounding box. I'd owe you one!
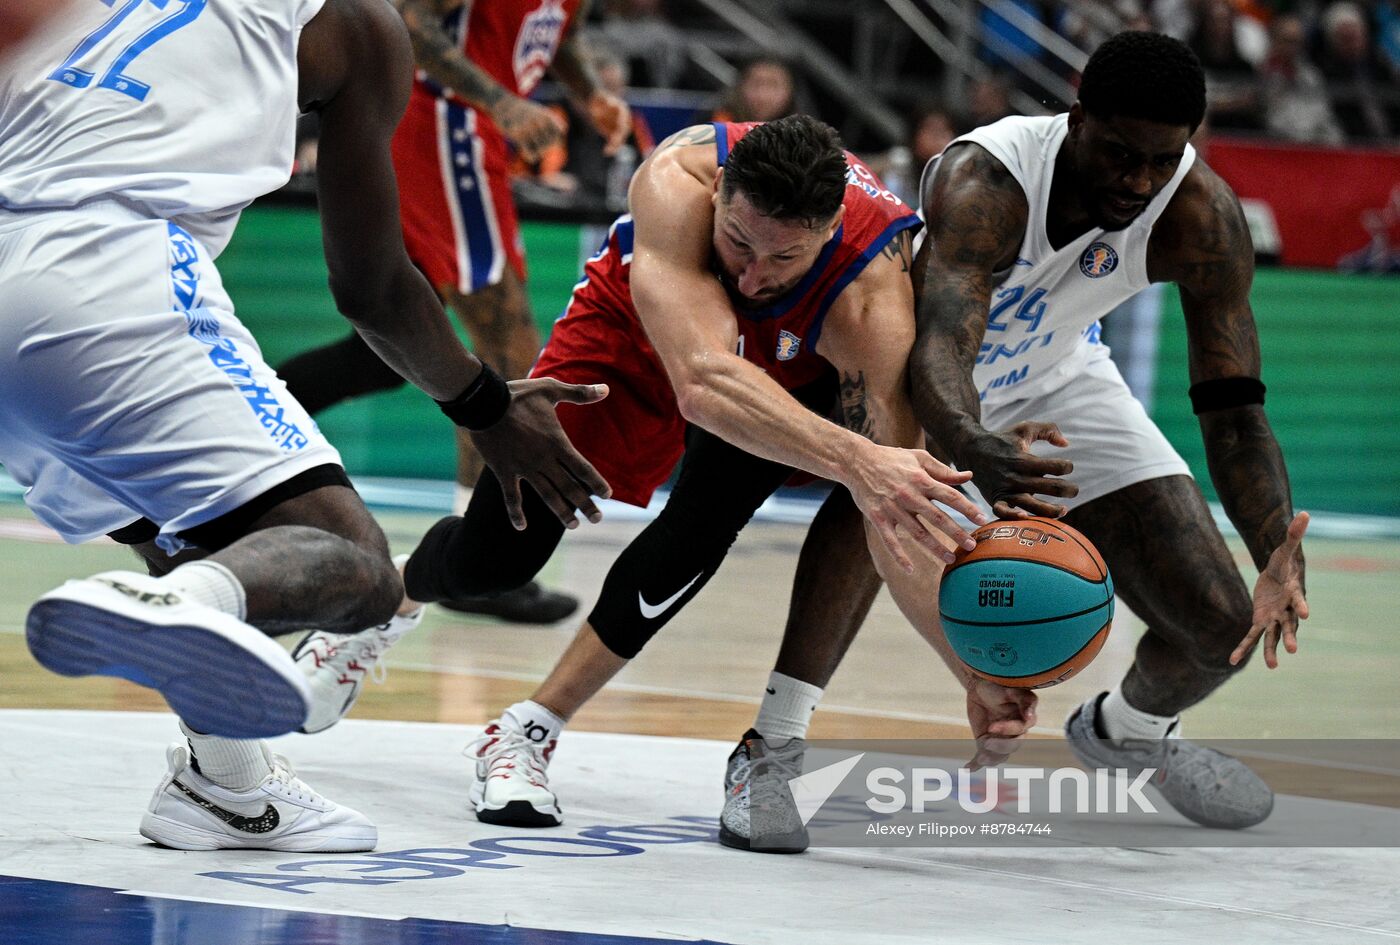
[1099,684,1179,741]
[180,722,272,792]
[754,671,823,742]
[502,700,565,746]
[452,484,473,516]
[163,561,246,620]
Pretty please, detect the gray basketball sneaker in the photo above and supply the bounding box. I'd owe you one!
[719,729,809,853]
[1065,692,1274,829]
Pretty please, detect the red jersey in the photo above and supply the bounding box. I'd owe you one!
[716,122,922,387]
[529,122,922,506]
[415,0,582,119]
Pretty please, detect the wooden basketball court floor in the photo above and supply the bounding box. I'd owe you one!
[1,490,1398,943]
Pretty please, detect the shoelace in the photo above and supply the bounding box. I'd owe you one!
[465,729,549,779]
[316,626,392,685]
[266,755,323,805]
[748,751,803,812]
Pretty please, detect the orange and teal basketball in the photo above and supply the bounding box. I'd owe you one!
[939,518,1114,689]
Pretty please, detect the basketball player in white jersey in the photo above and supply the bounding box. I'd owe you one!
[912,32,1309,828]
[0,0,609,851]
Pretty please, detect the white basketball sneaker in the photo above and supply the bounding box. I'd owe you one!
[292,608,423,735]
[139,741,377,852]
[26,571,310,738]
[467,721,562,827]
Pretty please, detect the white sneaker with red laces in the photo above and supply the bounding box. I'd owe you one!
[467,720,562,827]
[291,608,422,735]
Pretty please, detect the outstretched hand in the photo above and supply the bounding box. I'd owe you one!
[848,444,989,573]
[469,378,612,530]
[1230,511,1310,669]
[965,676,1038,770]
[965,421,1077,519]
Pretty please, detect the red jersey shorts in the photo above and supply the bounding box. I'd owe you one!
[393,91,527,294]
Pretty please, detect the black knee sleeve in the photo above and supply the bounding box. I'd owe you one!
[278,331,406,415]
[403,471,565,602]
[587,477,768,659]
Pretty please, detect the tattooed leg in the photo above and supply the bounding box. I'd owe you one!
[773,486,882,686]
[1065,475,1253,716]
[128,487,398,636]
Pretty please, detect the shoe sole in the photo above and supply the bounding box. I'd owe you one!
[469,780,562,827]
[474,799,563,828]
[717,822,808,854]
[139,811,377,852]
[437,583,579,624]
[27,582,311,739]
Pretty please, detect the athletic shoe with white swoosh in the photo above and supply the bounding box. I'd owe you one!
[139,741,376,851]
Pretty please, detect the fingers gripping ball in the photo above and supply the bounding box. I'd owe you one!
[939,518,1113,689]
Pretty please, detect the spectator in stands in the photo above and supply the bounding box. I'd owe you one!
[872,100,964,206]
[1259,12,1345,144]
[711,56,799,123]
[1317,2,1397,142]
[1189,0,1262,130]
[598,0,687,89]
[967,73,1016,127]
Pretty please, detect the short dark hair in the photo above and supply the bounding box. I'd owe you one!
[721,115,847,227]
[1078,31,1207,131]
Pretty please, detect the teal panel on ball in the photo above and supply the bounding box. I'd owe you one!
[941,605,1113,677]
[939,559,1107,625]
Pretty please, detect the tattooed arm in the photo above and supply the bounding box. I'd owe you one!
[1152,162,1308,667]
[912,144,1077,518]
[393,0,565,159]
[548,0,631,154]
[824,227,1039,757]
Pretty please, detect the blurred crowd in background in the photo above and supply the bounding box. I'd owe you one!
[292,0,1399,210]
[453,0,1394,205]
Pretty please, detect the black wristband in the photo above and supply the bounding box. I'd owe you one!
[1188,376,1266,415]
[436,364,512,429]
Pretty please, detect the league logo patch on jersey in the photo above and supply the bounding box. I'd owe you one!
[775,330,802,361]
[1080,241,1119,278]
[514,0,567,96]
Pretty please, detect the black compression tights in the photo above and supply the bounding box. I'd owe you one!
[403,426,802,657]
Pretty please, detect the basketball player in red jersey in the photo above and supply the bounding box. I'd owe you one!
[316,116,1049,846]
[278,0,630,622]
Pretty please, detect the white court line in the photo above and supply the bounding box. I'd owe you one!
[820,848,1400,939]
[114,889,407,922]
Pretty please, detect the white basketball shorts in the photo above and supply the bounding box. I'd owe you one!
[964,345,1192,513]
[0,202,340,553]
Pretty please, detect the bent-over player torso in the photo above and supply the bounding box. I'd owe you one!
[920,115,1196,406]
[531,121,922,505]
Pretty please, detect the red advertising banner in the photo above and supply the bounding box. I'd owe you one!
[1206,137,1400,272]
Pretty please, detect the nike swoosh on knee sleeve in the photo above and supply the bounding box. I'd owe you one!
[637,572,703,620]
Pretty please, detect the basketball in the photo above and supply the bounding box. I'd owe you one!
[938,518,1114,689]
